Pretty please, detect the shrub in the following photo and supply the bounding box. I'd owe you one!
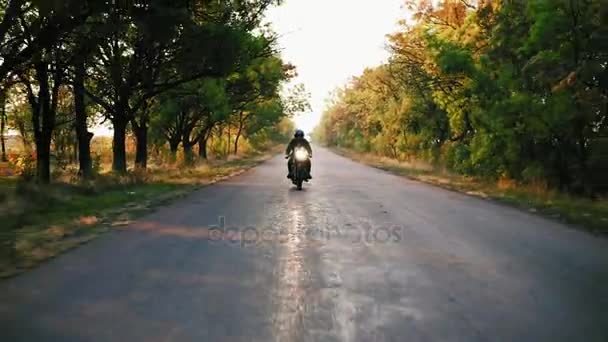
[8,153,36,181]
[443,143,473,175]
[92,154,103,176]
[521,163,546,184]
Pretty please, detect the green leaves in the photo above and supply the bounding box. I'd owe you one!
[437,47,474,75]
[318,0,608,193]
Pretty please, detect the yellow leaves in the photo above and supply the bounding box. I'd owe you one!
[46,226,67,239]
[78,216,99,226]
[7,153,36,180]
[551,71,577,93]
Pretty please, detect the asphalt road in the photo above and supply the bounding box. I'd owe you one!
[1,147,608,342]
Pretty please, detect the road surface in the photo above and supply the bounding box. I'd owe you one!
[1,147,608,341]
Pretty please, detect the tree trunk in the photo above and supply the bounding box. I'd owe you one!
[17,121,29,152]
[183,143,193,155]
[112,117,128,173]
[132,99,152,170]
[29,59,57,184]
[169,139,179,156]
[36,133,52,184]
[183,142,195,164]
[226,125,231,156]
[74,58,93,178]
[1,90,6,162]
[133,122,148,169]
[233,134,241,155]
[234,120,244,155]
[198,136,208,159]
[72,137,78,165]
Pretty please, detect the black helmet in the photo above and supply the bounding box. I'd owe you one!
[294,129,305,138]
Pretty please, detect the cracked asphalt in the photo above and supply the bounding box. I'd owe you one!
[1,147,608,341]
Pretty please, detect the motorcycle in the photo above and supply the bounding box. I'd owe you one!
[288,147,311,190]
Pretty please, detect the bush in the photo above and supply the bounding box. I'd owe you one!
[443,143,473,175]
[92,154,103,175]
[8,153,36,181]
[521,163,546,184]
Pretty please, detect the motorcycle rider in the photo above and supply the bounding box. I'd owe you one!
[285,129,312,180]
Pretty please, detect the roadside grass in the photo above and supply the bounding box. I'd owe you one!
[0,148,279,278]
[334,148,608,234]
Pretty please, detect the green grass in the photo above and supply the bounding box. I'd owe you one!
[0,148,278,278]
[335,148,608,234]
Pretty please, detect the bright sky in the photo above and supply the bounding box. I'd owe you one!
[266,0,409,134]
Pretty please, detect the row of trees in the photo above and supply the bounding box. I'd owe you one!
[0,0,307,183]
[315,0,608,194]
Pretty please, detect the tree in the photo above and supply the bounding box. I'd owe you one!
[18,44,67,183]
[0,88,6,162]
[0,1,103,81]
[67,13,109,179]
[85,0,280,171]
[3,1,107,183]
[226,55,296,154]
[152,78,229,161]
[317,0,608,194]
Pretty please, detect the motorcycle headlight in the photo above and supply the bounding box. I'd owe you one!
[294,149,308,161]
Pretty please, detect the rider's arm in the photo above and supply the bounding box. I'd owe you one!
[304,140,313,156]
[285,140,295,156]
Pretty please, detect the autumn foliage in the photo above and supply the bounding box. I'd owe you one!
[315,0,608,195]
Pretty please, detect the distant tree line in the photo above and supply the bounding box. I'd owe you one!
[0,0,309,182]
[314,0,608,195]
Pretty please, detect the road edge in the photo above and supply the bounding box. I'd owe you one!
[0,149,281,279]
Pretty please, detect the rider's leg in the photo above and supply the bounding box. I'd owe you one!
[287,158,293,178]
[306,159,312,179]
